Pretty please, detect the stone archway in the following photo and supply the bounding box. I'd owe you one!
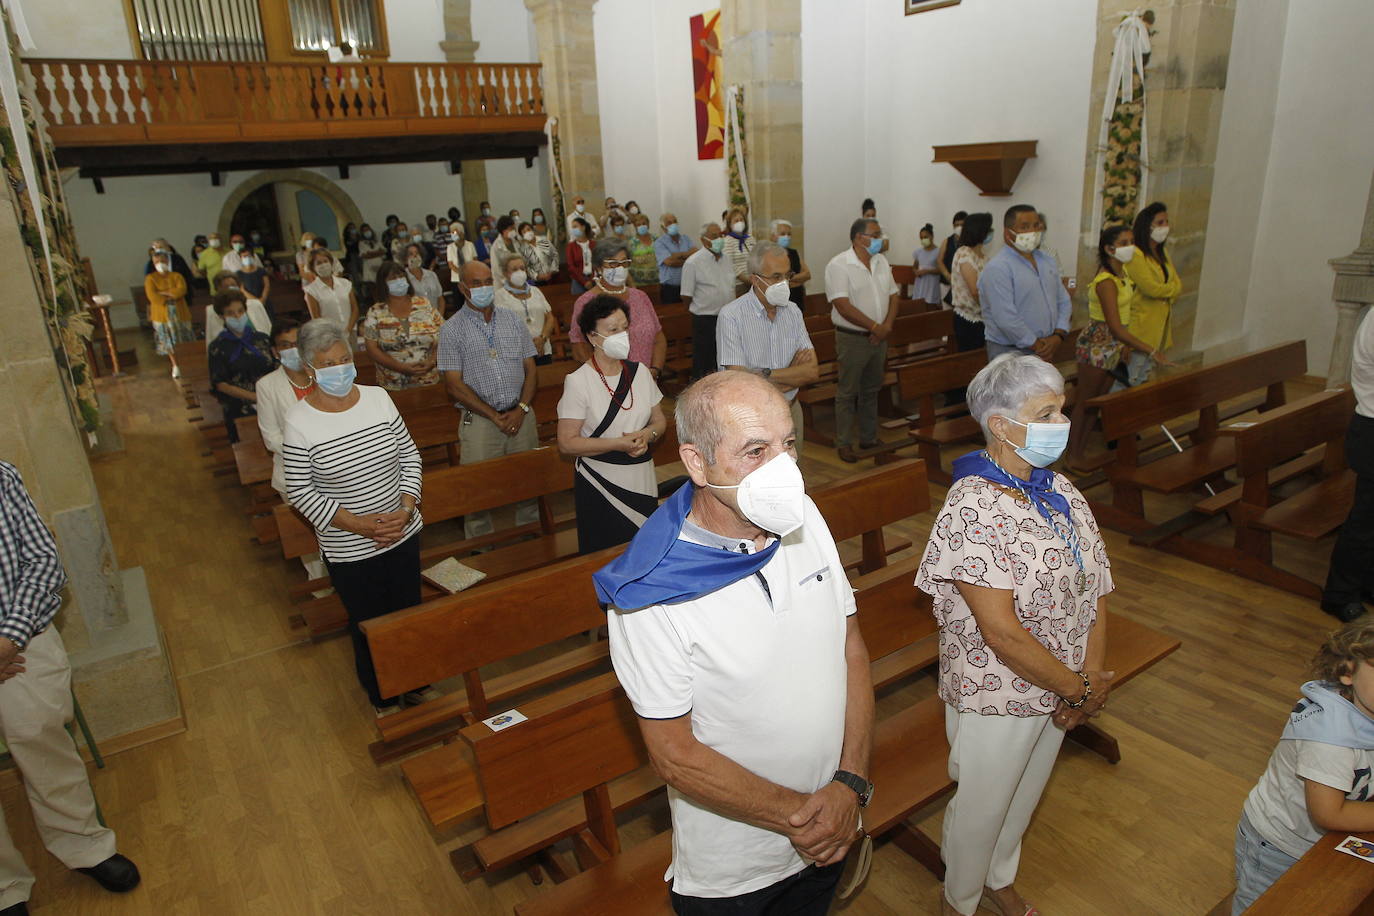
[217,168,364,241]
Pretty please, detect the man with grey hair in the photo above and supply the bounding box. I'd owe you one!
[653,211,697,304]
[681,222,739,380]
[595,371,874,911]
[824,217,898,462]
[770,219,812,310]
[717,241,819,440]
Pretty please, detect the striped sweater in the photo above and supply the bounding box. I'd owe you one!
[282,385,423,562]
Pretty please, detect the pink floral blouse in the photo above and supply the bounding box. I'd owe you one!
[915,472,1112,716]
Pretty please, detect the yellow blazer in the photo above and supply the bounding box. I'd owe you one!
[1123,249,1181,351]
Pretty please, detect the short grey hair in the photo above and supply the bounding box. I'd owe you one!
[591,236,629,269]
[966,354,1065,442]
[747,240,787,276]
[676,370,784,466]
[769,218,792,235]
[701,221,721,236]
[497,248,526,274]
[297,318,351,368]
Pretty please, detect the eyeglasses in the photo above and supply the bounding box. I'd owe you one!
[754,272,793,283]
[603,259,632,267]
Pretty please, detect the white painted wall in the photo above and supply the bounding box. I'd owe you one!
[384,0,447,62]
[1195,0,1374,374]
[593,0,728,237]
[803,0,1096,280]
[18,0,134,59]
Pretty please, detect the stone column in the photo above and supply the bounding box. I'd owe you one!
[442,0,489,231]
[719,1,804,250]
[1077,0,1237,356]
[524,0,604,207]
[0,183,180,745]
[1327,170,1374,388]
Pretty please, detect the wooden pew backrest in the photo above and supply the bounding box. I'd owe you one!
[387,383,450,413]
[421,446,573,524]
[812,460,930,545]
[851,560,936,660]
[897,349,988,402]
[1227,387,1354,480]
[1087,340,1306,442]
[889,309,955,349]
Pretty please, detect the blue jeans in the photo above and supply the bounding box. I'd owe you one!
[1232,811,1299,914]
[1109,349,1155,392]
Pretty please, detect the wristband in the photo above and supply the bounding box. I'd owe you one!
[1059,672,1092,709]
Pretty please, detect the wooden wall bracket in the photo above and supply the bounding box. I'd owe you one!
[932,140,1038,197]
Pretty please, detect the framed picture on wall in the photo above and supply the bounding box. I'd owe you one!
[905,0,960,14]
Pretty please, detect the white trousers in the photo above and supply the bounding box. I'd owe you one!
[0,628,117,908]
[941,708,1065,916]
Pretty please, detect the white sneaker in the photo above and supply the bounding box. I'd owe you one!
[171,365,181,379]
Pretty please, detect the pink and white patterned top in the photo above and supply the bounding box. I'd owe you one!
[915,472,1112,717]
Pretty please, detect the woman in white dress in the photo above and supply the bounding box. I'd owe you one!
[557,294,668,554]
[304,247,359,335]
[494,251,557,365]
[402,242,445,315]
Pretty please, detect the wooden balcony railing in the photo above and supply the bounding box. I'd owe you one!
[23,58,546,146]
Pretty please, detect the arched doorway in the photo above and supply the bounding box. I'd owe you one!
[218,169,363,262]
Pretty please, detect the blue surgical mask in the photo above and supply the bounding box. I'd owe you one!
[467,285,495,308]
[278,347,302,371]
[636,224,649,236]
[984,231,996,246]
[710,237,725,255]
[225,314,250,334]
[572,227,585,239]
[666,223,680,236]
[866,237,882,256]
[777,234,791,248]
[1002,418,1070,468]
[312,362,357,397]
[387,277,410,297]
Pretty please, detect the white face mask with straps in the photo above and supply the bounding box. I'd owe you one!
[703,452,806,537]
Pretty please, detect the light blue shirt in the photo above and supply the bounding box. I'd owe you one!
[716,290,814,401]
[436,305,536,410]
[653,232,695,286]
[977,246,1072,349]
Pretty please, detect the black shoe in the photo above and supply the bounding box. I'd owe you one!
[1321,601,1367,623]
[0,902,29,915]
[76,853,141,892]
[859,441,881,451]
[838,446,858,464]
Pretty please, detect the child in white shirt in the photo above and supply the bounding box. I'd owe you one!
[1233,620,1374,913]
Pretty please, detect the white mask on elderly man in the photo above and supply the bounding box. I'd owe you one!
[704,451,806,538]
[760,278,791,308]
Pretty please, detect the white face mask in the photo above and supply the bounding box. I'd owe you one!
[1112,244,1137,264]
[704,451,806,538]
[1151,225,1170,244]
[575,203,586,213]
[730,220,746,234]
[1012,230,1042,254]
[760,278,791,307]
[209,238,221,248]
[602,265,628,287]
[508,269,528,288]
[314,261,334,277]
[597,330,631,360]
[154,262,170,273]
[522,230,535,242]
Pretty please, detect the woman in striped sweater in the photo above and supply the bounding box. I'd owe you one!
[282,319,425,716]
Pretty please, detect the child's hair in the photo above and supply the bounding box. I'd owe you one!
[1312,618,1374,699]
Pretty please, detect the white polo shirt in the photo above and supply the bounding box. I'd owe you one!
[607,495,855,898]
[681,247,740,317]
[824,247,898,332]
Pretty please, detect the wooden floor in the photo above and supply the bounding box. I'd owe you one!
[8,338,1348,915]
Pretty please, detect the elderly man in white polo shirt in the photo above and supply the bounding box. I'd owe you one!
[596,370,875,914]
[824,218,898,463]
[681,222,740,381]
[716,241,819,441]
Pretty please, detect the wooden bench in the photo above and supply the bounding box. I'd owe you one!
[894,348,989,485]
[508,601,1181,913]
[360,459,929,771]
[1241,828,1374,915]
[1084,340,1307,536]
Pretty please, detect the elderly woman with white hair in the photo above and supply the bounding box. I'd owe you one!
[282,318,426,717]
[495,249,557,365]
[915,354,1114,916]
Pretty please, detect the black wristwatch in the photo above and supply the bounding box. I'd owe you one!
[761,367,773,378]
[832,770,873,808]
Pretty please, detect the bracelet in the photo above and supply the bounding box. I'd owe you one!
[1059,672,1092,709]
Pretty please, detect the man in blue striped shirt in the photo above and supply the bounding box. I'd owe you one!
[717,242,819,439]
[0,462,141,909]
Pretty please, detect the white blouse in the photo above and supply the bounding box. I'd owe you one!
[495,284,553,356]
[305,276,355,328]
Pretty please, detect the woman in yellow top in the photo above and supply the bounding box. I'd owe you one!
[144,249,194,378]
[1067,224,1173,469]
[1122,201,1181,387]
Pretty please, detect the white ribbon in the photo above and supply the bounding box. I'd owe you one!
[544,116,565,246]
[724,85,752,221]
[1088,10,1151,242]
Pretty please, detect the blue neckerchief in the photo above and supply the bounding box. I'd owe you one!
[951,449,1072,528]
[593,481,779,611]
[1281,681,1374,750]
[216,324,266,363]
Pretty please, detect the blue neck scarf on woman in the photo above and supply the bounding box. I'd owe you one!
[593,481,778,611]
[216,324,266,364]
[950,449,1071,529]
[1282,681,1374,750]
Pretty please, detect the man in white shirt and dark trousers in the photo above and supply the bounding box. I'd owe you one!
[0,462,141,915]
[825,218,898,463]
[717,241,819,441]
[1324,307,1374,621]
[681,222,739,381]
[596,371,874,914]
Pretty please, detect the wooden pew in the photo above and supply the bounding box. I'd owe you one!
[1182,388,1355,599]
[507,600,1181,913]
[1243,829,1374,915]
[1084,340,1306,535]
[893,348,989,485]
[361,460,929,781]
